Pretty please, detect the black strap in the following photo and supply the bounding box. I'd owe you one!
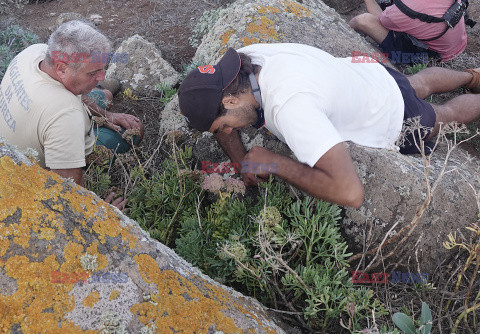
[393,0,444,24]
[392,0,462,41]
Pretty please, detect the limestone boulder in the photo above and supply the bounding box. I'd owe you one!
[106,35,179,95]
[0,141,285,333]
[193,0,378,64]
[345,141,480,272]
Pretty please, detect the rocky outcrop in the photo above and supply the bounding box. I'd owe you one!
[56,12,84,26]
[345,141,480,271]
[193,0,377,64]
[0,141,285,333]
[106,35,179,95]
[161,0,480,273]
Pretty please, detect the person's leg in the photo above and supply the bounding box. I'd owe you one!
[349,13,390,44]
[407,67,473,99]
[86,89,141,155]
[428,95,480,138]
[86,88,113,110]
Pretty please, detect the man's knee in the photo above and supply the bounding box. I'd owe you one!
[349,13,389,44]
[349,13,376,32]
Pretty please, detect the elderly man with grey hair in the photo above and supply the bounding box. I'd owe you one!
[0,20,143,209]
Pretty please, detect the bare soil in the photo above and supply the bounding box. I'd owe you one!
[2,0,233,71]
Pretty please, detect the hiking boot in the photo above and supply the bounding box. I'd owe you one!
[464,68,480,94]
[97,78,121,96]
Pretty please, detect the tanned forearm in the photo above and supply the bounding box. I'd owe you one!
[214,129,248,163]
[243,145,364,208]
[271,154,363,208]
[52,168,84,186]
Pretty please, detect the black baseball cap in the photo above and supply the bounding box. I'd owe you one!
[178,48,241,132]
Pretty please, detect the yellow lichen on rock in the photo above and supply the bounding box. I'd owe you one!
[82,291,100,308]
[109,290,120,300]
[85,242,108,271]
[0,156,140,332]
[132,254,243,332]
[60,242,87,274]
[38,227,56,241]
[283,0,310,17]
[255,5,281,14]
[241,37,260,46]
[220,29,236,45]
[0,254,83,333]
[72,228,86,244]
[246,16,281,41]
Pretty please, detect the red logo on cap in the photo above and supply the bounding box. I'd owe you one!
[198,65,215,74]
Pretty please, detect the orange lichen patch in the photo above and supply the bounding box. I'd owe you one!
[283,0,310,17]
[109,290,120,300]
[88,205,138,249]
[38,227,56,241]
[86,242,108,271]
[72,228,86,244]
[0,156,141,332]
[0,238,9,257]
[256,5,281,14]
[246,16,280,41]
[132,254,246,332]
[82,291,100,308]
[241,37,260,46]
[220,29,236,45]
[0,255,84,333]
[60,242,85,274]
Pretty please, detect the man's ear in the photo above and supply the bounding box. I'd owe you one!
[221,94,239,110]
[54,62,70,80]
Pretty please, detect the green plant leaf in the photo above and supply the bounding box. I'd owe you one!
[419,302,432,334]
[393,312,417,334]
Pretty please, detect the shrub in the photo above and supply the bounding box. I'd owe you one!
[176,177,386,332]
[0,24,40,80]
[126,146,201,246]
[86,142,388,332]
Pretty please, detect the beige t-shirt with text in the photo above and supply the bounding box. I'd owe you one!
[0,44,94,169]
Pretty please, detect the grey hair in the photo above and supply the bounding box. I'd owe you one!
[45,20,111,69]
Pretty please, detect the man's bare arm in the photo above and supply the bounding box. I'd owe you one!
[214,129,266,185]
[52,167,128,211]
[52,168,84,185]
[214,129,248,163]
[242,143,364,208]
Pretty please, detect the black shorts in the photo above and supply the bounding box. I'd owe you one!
[384,67,437,155]
[379,30,440,65]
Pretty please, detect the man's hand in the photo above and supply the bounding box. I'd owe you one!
[241,146,276,186]
[104,191,128,212]
[106,111,142,133]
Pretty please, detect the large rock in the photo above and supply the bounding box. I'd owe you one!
[106,35,179,95]
[344,141,480,272]
[193,0,378,64]
[162,0,480,273]
[0,141,285,333]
